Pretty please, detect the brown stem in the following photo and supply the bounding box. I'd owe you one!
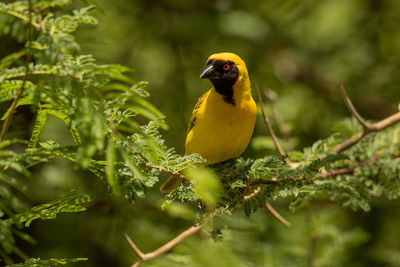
[244,186,262,199]
[333,85,400,153]
[247,178,282,187]
[125,225,202,266]
[264,201,291,227]
[319,168,353,178]
[243,187,292,227]
[254,83,287,158]
[247,156,380,187]
[339,85,371,129]
[333,112,400,153]
[265,89,291,143]
[1,0,33,142]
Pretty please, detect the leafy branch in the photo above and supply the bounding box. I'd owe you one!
[0,0,33,142]
[125,225,203,267]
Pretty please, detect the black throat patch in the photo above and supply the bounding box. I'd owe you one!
[208,60,239,106]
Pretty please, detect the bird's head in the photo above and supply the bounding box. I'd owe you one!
[200,52,248,91]
[200,53,249,105]
[200,52,248,84]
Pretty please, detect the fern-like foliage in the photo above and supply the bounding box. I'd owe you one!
[0,0,201,264]
[1,0,400,266]
[8,257,88,267]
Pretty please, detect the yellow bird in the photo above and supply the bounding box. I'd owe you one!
[160,52,257,192]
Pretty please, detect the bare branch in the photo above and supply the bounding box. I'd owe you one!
[244,187,261,200]
[333,111,400,153]
[254,82,286,157]
[125,225,202,266]
[264,202,291,227]
[124,234,146,260]
[339,85,371,129]
[332,85,400,153]
[319,168,352,178]
[265,89,292,148]
[1,0,33,142]
[244,187,292,227]
[244,188,292,228]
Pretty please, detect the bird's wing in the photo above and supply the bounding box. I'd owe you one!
[187,91,208,133]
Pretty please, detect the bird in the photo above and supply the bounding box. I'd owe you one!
[160,52,257,193]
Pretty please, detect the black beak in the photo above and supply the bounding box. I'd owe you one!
[200,64,219,79]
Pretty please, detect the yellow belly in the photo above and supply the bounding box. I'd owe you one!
[185,89,257,165]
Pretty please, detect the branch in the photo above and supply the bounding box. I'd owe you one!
[265,89,291,144]
[244,186,262,199]
[339,85,371,129]
[320,156,378,178]
[247,155,381,187]
[264,202,291,227]
[125,225,202,266]
[333,110,400,153]
[247,178,282,187]
[333,85,400,153]
[1,0,33,142]
[244,187,292,227]
[254,82,286,158]
[319,167,352,178]
[33,7,47,33]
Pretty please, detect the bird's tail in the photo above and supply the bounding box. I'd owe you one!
[160,175,182,193]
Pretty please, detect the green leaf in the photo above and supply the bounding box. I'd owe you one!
[1,96,33,120]
[0,49,27,69]
[28,109,47,149]
[8,192,93,227]
[183,167,221,209]
[106,139,120,196]
[8,257,88,267]
[46,110,81,145]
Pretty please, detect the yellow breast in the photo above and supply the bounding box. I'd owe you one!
[185,85,257,165]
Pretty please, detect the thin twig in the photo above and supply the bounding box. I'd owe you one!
[33,7,47,33]
[254,82,286,157]
[333,85,400,153]
[319,168,352,178]
[246,155,382,187]
[244,187,292,227]
[125,225,202,266]
[124,234,146,260]
[265,89,291,143]
[247,178,282,187]
[339,85,371,129]
[244,186,261,199]
[264,201,291,227]
[1,0,33,142]
[333,111,400,153]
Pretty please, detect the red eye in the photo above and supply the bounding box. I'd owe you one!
[223,64,230,71]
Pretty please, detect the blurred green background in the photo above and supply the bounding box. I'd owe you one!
[4,0,400,266]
